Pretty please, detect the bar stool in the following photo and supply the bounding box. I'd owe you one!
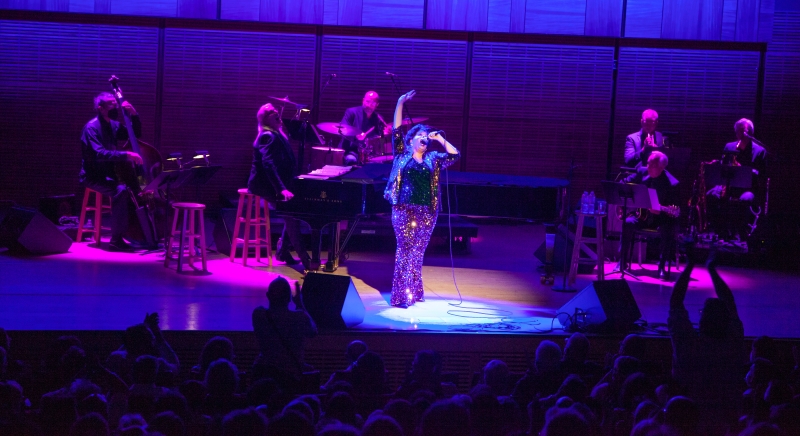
[229,188,272,267]
[76,187,111,243]
[165,202,207,273]
[568,211,606,285]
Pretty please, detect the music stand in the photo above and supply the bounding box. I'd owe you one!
[602,181,652,280]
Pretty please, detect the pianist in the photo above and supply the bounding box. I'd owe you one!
[385,90,460,308]
[248,103,311,270]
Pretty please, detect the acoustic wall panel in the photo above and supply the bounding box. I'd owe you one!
[318,35,468,155]
[427,0,489,31]
[467,42,614,198]
[624,0,663,38]
[160,29,316,208]
[661,0,725,41]
[762,11,800,210]
[362,0,425,29]
[0,20,158,206]
[525,0,587,35]
[613,48,759,196]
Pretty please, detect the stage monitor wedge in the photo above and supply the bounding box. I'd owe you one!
[301,273,365,329]
[557,279,641,334]
[0,207,73,255]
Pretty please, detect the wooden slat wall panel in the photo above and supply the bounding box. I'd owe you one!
[110,0,178,17]
[525,0,587,35]
[624,0,664,39]
[177,0,216,19]
[220,0,260,21]
[0,20,158,206]
[661,0,725,40]
[160,29,316,208]
[735,0,760,41]
[510,0,526,32]
[260,0,324,24]
[762,11,800,210]
[318,36,467,156]
[614,48,759,199]
[361,0,425,29]
[722,0,738,40]
[487,0,511,32]
[468,42,614,198]
[67,0,95,13]
[758,0,774,42]
[427,0,489,31]
[584,0,623,37]
[338,0,363,26]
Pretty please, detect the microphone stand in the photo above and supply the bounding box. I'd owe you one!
[552,159,578,292]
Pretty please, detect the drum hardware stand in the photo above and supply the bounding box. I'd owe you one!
[552,159,578,292]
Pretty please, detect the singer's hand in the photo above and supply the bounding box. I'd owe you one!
[281,189,294,201]
[427,131,444,143]
[398,90,416,104]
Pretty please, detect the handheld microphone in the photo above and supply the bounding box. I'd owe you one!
[428,130,444,137]
[385,72,398,77]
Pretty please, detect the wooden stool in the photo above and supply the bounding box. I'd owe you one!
[229,188,272,267]
[77,187,111,243]
[165,203,207,273]
[568,212,606,285]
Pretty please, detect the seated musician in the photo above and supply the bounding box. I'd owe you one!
[339,91,391,166]
[79,92,143,252]
[248,103,311,271]
[617,151,680,279]
[706,118,767,241]
[624,109,665,169]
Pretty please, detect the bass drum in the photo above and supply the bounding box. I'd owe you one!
[365,136,393,163]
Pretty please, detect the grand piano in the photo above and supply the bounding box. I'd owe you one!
[274,163,567,271]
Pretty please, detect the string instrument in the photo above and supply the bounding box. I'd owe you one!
[109,75,163,247]
[617,204,680,221]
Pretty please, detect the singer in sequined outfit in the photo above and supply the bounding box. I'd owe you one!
[384,91,460,308]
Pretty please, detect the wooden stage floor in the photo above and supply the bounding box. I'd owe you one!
[2,223,799,338]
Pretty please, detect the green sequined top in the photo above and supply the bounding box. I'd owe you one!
[400,159,433,206]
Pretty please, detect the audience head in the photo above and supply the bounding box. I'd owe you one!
[411,350,441,378]
[751,336,778,364]
[362,415,403,436]
[148,411,185,436]
[633,400,659,424]
[542,408,589,436]
[619,372,655,410]
[535,340,562,373]
[77,393,108,419]
[199,336,234,373]
[325,391,358,426]
[612,355,642,385]
[346,340,368,363]
[699,297,734,339]
[282,399,314,424]
[746,357,776,387]
[352,351,387,391]
[131,355,158,385]
[124,324,156,357]
[266,410,314,436]
[297,395,321,425]
[663,396,699,435]
[481,359,509,392]
[420,399,471,436]
[222,407,267,436]
[556,374,588,403]
[739,423,782,436]
[383,399,416,436]
[0,381,24,417]
[318,423,361,436]
[631,418,664,436]
[267,277,292,308]
[69,412,109,436]
[563,332,590,363]
[619,334,647,360]
[204,359,239,397]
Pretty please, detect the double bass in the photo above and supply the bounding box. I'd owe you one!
[109,75,163,248]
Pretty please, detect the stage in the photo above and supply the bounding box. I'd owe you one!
[2,222,799,339]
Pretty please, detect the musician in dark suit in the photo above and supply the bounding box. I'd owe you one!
[79,92,143,252]
[385,91,459,308]
[339,91,390,166]
[707,118,767,240]
[624,109,664,168]
[617,151,680,279]
[248,103,311,270]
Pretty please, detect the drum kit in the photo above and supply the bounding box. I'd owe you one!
[267,96,428,167]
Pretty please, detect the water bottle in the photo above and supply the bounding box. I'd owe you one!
[580,191,588,213]
[588,191,595,214]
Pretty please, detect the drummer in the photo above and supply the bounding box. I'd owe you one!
[339,90,391,165]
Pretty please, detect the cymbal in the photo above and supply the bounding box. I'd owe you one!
[311,146,344,152]
[268,96,299,106]
[400,117,428,126]
[316,122,358,137]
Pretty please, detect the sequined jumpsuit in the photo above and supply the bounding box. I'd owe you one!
[384,128,459,306]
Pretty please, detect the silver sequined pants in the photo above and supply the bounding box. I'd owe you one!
[390,204,437,306]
